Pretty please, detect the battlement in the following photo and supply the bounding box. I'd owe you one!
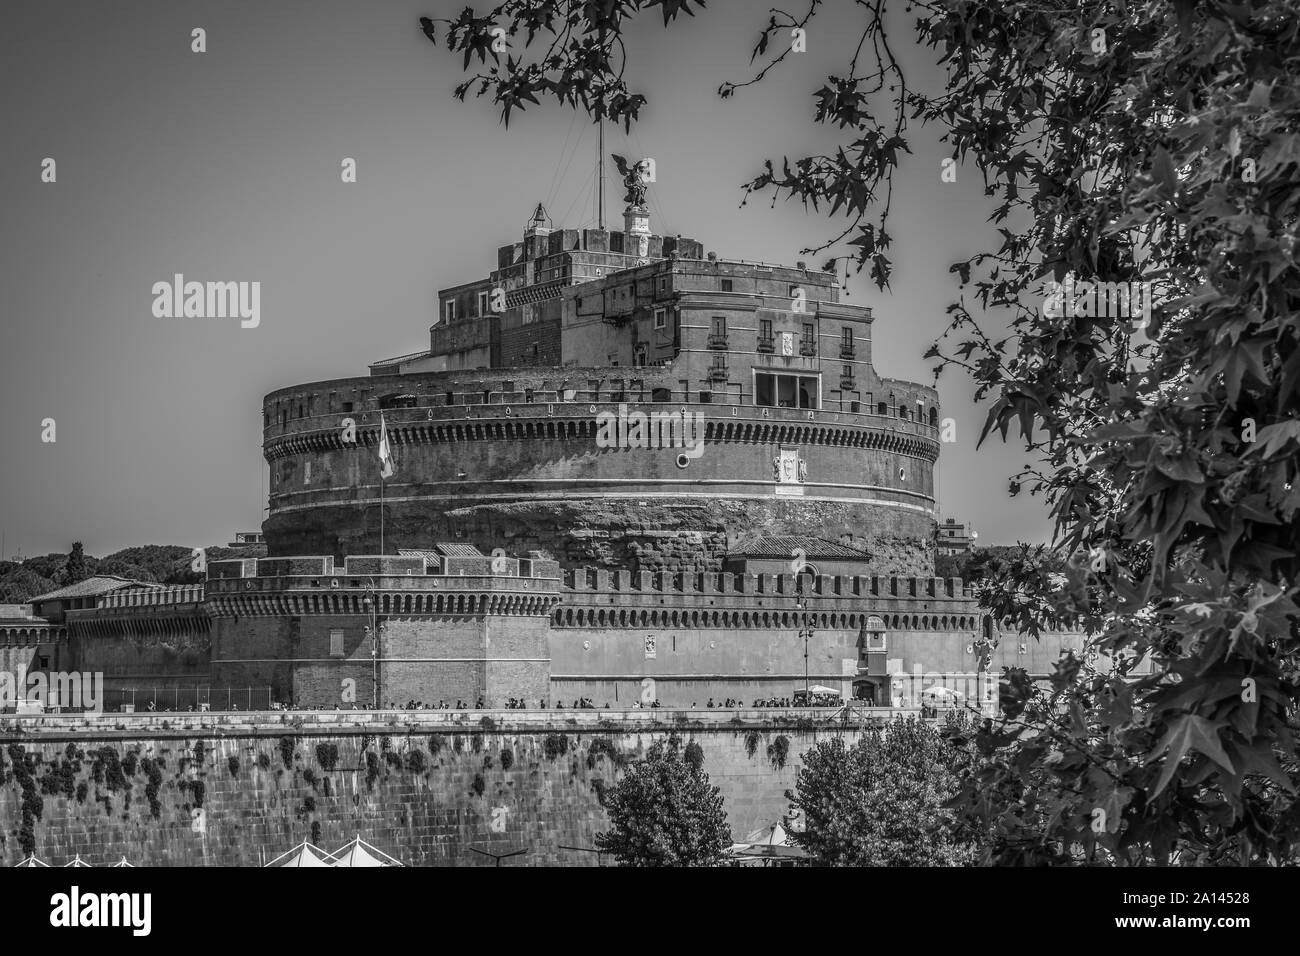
[96,585,206,610]
[207,552,562,582]
[564,568,972,601]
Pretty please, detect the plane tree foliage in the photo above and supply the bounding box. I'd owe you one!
[420,0,1300,863]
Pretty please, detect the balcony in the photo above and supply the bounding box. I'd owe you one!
[708,365,729,384]
[756,334,774,354]
[708,333,729,350]
[840,376,856,390]
[840,343,856,359]
[799,339,817,357]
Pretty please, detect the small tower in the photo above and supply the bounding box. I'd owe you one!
[525,202,551,239]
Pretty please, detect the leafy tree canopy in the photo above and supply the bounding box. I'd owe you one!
[595,738,731,866]
[422,0,1300,863]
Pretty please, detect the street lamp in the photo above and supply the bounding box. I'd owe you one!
[795,571,814,699]
[362,580,384,709]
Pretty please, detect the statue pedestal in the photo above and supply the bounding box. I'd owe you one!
[624,205,650,257]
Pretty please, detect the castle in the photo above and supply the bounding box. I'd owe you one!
[4,185,1087,711]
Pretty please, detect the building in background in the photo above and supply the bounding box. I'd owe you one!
[935,518,976,557]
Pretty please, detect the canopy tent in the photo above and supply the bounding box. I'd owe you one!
[265,841,332,868]
[63,855,92,867]
[727,820,809,864]
[111,857,135,868]
[328,836,404,868]
[15,855,49,867]
[741,822,791,847]
[806,685,841,696]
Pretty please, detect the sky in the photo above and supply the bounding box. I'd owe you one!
[0,0,1053,559]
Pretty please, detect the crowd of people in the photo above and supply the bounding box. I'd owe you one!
[132,696,853,713]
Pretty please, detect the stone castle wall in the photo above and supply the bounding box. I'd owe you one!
[0,712,867,866]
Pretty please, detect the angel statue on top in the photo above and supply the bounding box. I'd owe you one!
[612,154,654,207]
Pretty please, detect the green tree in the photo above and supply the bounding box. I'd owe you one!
[595,740,730,866]
[63,541,89,585]
[423,0,1300,864]
[791,716,980,866]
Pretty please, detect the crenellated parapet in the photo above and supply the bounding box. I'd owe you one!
[204,553,563,619]
[555,569,987,632]
[68,585,210,641]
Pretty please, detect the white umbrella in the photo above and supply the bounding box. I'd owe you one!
[15,855,49,867]
[63,855,92,867]
[111,857,134,868]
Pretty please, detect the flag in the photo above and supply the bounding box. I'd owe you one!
[377,413,394,479]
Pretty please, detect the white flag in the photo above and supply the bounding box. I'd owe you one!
[377,413,394,479]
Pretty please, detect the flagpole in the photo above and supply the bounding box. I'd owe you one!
[380,474,385,555]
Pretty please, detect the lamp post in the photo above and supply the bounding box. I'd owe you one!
[362,580,384,710]
[795,572,814,700]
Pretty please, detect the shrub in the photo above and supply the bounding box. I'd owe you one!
[227,756,240,778]
[364,751,380,790]
[683,741,705,773]
[543,733,569,760]
[767,735,790,771]
[315,743,340,771]
[499,749,514,771]
[743,730,762,759]
[278,736,297,769]
[405,749,427,774]
[472,773,486,797]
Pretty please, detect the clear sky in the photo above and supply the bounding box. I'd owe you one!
[0,0,1052,559]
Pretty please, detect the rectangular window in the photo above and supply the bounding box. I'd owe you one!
[755,372,819,410]
[657,275,669,293]
[720,278,733,292]
[760,318,772,339]
[712,316,727,336]
[444,299,457,323]
[842,327,853,347]
[329,629,344,658]
[654,307,666,329]
[803,322,814,342]
[478,291,490,315]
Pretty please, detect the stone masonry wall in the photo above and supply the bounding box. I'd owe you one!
[0,714,860,866]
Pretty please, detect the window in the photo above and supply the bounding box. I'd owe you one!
[657,275,669,293]
[841,327,854,350]
[712,316,727,336]
[652,387,671,402]
[877,401,887,415]
[760,318,772,339]
[525,388,534,404]
[720,278,733,292]
[477,291,490,315]
[444,300,457,323]
[802,322,814,342]
[754,372,819,409]
[699,390,713,403]
[654,307,666,330]
[329,629,344,658]
[789,284,801,297]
